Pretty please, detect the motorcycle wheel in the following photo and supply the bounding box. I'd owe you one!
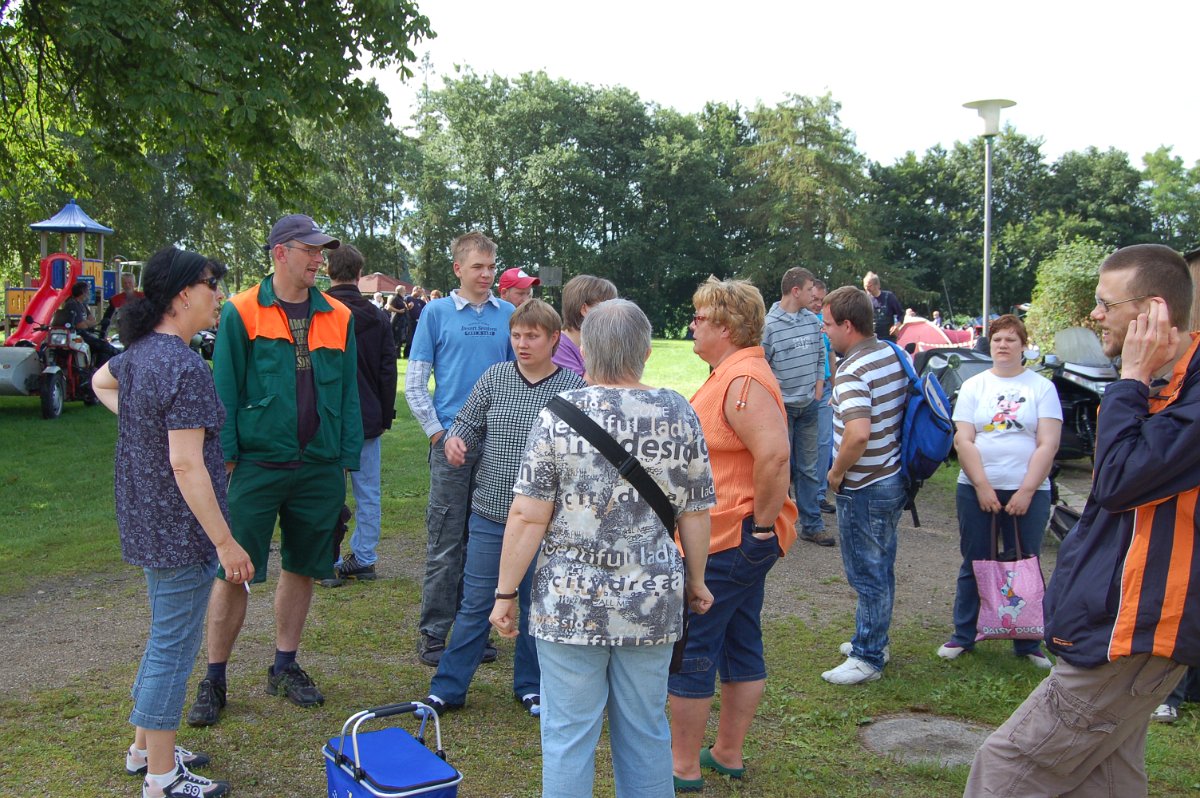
[40,371,65,419]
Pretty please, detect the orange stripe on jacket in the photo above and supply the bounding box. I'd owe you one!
[1106,334,1200,660]
[228,289,291,340]
[309,296,350,352]
[227,287,349,351]
[1109,505,1154,659]
[1154,487,1197,656]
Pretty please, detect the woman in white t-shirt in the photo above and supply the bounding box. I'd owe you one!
[938,314,1062,666]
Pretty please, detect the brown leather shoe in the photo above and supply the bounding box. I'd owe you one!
[799,529,837,547]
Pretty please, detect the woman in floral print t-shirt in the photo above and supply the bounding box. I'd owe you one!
[92,247,253,798]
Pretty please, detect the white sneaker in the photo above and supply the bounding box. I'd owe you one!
[936,642,968,660]
[1024,651,1053,669]
[143,765,230,798]
[1151,704,1178,723]
[822,656,881,685]
[839,641,891,664]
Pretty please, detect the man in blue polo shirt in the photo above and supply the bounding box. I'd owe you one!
[405,231,515,666]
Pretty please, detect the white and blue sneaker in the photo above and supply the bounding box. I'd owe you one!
[143,765,229,798]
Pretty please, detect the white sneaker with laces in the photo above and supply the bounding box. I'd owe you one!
[1151,703,1178,723]
[822,656,882,685]
[840,641,890,664]
[143,765,230,798]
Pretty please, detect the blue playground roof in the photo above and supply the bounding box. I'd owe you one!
[30,200,114,235]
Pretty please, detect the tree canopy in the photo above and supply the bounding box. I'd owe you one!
[3,6,1199,340]
[0,0,432,268]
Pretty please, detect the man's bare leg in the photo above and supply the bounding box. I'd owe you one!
[275,569,314,652]
[205,579,249,663]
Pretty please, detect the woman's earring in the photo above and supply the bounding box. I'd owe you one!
[183,302,190,310]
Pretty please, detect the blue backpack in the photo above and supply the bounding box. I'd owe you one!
[883,340,955,525]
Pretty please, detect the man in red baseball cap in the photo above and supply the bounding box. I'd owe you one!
[498,268,539,308]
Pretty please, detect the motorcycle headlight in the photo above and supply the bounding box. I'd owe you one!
[1061,370,1108,395]
[49,331,68,346]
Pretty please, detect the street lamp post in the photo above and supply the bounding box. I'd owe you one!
[963,98,1015,339]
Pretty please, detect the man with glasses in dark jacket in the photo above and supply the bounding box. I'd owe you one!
[966,244,1200,797]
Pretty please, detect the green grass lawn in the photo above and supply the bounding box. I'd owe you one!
[1,343,1197,797]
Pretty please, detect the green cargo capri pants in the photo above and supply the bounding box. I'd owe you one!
[219,460,346,583]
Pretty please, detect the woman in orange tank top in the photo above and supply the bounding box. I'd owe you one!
[668,277,798,792]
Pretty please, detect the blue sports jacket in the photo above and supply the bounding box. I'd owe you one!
[1045,334,1200,668]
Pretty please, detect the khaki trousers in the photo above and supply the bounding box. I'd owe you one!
[964,653,1186,798]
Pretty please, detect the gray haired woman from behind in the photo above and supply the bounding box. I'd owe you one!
[490,298,716,797]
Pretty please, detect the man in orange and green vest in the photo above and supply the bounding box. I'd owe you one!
[186,215,362,728]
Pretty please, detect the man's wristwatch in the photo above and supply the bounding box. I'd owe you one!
[495,588,518,600]
[753,524,774,534]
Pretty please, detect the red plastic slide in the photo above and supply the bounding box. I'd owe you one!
[6,253,81,347]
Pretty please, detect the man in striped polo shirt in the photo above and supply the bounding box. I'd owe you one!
[820,285,909,685]
[763,267,831,546]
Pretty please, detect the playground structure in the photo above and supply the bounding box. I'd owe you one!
[4,200,117,336]
[1,202,117,417]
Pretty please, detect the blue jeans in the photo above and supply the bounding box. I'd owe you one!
[815,391,833,502]
[345,435,382,566]
[538,639,674,798]
[952,483,1050,655]
[835,473,907,671]
[430,514,539,703]
[669,525,780,698]
[786,399,823,534]
[129,559,218,730]
[1163,667,1199,710]
[420,436,481,640]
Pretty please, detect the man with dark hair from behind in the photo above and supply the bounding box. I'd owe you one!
[321,244,398,586]
[966,244,1200,796]
[403,286,427,359]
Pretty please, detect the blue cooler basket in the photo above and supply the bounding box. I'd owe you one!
[324,702,462,797]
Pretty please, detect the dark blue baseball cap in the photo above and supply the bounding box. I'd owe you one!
[265,214,340,250]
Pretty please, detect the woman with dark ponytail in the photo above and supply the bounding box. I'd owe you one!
[92,247,253,798]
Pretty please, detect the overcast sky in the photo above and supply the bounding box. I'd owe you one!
[367,0,1199,168]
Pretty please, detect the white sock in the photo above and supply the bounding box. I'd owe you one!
[143,766,179,797]
[127,743,148,767]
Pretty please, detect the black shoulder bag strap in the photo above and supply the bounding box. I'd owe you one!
[546,395,675,530]
[545,394,688,674]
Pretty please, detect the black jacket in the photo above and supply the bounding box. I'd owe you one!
[327,284,397,439]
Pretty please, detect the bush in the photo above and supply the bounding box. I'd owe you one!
[1025,239,1112,347]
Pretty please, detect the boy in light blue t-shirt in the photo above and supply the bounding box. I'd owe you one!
[403,231,514,667]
